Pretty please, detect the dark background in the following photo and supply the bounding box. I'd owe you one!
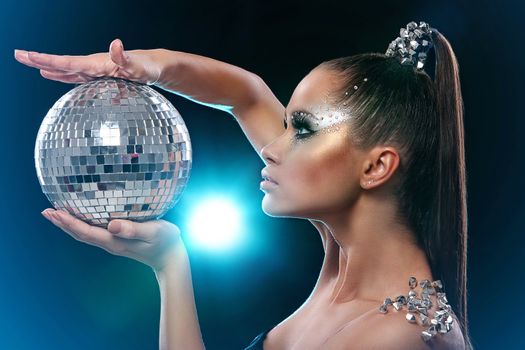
[2,0,523,349]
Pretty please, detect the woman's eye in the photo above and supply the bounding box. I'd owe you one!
[295,127,312,138]
[297,127,309,134]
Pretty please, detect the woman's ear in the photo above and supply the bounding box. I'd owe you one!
[361,146,400,188]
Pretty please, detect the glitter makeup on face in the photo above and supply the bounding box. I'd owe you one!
[286,107,351,133]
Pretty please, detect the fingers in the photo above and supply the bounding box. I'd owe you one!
[14,49,93,73]
[109,38,129,67]
[42,208,68,229]
[42,209,183,270]
[28,52,85,72]
[40,69,92,84]
[14,50,66,72]
[107,219,180,243]
[42,208,125,254]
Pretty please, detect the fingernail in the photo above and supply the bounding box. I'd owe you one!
[41,210,50,219]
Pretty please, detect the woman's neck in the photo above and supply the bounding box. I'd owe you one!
[309,193,434,306]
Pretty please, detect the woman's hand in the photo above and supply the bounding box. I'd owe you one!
[14,38,162,85]
[41,208,184,272]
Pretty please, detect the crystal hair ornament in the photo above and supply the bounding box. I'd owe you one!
[342,77,368,106]
[385,21,434,70]
[378,276,455,342]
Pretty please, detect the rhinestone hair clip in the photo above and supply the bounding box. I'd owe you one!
[385,21,434,70]
[378,276,455,342]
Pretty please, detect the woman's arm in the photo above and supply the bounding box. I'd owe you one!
[15,43,285,161]
[21,44,287,349]
[153,49,286,160]
[40,209,204,350]
[153,240,205,350]
[148,51,290,349]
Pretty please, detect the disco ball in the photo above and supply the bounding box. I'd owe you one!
[34,77,192,227]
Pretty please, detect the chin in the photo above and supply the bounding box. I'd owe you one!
[262,195,287,217]
[261,196,308,219]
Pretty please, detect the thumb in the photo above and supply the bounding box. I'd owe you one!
[107,219,140,240]
[107,219,124,234]
[107,219,139,240]
[107,219,172,242]
[109,38,129,67]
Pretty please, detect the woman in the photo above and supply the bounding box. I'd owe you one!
[15,20,472,349]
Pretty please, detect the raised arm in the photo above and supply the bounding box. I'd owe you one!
[153,49,286,161]
[15,41,285,161]
[17,41,315,349]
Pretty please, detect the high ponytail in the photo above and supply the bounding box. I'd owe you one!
[317,25,472,349]
[431,29,472,349]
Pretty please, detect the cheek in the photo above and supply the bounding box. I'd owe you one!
[289,137,355,196]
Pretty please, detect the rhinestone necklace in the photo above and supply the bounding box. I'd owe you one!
[378,276,455,342]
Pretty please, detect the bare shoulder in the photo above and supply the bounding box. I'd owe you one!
[323,309,466,350]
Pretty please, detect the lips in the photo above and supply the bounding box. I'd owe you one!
[261,169,278,184]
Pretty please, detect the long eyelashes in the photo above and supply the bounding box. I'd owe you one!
[283,120,313,139]
[284,112,315,139]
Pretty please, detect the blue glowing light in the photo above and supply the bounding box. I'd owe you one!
[187,197,243,250]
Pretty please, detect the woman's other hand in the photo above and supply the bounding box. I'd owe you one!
[42,208,183,272]
[14,39,162,86]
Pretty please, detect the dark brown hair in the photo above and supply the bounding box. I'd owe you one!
[317,29,472,348]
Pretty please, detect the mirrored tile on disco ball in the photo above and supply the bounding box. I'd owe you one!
[34,77,192,227]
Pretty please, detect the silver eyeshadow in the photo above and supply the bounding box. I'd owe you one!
[286,106,352,132]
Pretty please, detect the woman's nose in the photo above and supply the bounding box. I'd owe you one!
[261,138,281,165]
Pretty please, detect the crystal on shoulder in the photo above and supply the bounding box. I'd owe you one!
[377,276,455,342]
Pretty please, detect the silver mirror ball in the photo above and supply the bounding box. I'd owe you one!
[34,77,192,227]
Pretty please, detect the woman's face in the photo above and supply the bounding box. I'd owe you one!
[261,68,365,219]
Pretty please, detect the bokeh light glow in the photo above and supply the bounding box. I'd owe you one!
[187,197,242,250]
